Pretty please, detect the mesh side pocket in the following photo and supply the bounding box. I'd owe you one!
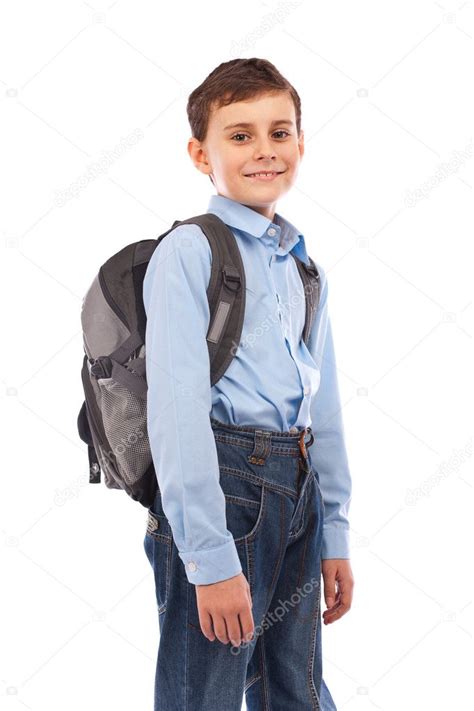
[97,377,151,487]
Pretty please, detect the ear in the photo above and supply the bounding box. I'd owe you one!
[298,129,305,160]
[187,136,213,177]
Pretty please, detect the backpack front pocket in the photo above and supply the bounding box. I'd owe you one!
[96,375,151,487]
[85,353,157,507]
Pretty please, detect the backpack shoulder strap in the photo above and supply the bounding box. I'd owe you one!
[167,213,246,387]
[290,253,321,344]
[155,215,320,379]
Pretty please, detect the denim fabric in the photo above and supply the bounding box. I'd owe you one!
[143,416,338,710]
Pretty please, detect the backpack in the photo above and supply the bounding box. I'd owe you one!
[77,212,321,508]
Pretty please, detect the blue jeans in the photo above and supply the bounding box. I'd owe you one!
[143,416,337,710]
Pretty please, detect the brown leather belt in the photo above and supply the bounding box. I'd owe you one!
[298,427,314,459]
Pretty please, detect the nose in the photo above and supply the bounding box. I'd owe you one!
[253,139,277,161]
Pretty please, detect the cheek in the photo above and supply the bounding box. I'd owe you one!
[283,145,301,164]
[284,159,300,176]
[222,157,242,176]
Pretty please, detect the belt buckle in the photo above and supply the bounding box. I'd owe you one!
[298,427,314,458]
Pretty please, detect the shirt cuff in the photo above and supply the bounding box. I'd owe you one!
[322,525,351,559]
[178,536,243,585]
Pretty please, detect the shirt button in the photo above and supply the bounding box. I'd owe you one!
[267,227,277,237]
[188,561,198,572]
[304,386,310,395]
[289,426,299,433]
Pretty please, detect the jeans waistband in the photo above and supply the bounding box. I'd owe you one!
[210,416,315,460]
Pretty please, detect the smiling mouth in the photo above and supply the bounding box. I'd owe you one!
[244,170,286,179]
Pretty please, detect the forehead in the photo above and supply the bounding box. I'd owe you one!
[209,92,296,131]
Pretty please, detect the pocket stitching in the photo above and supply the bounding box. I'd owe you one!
[233,485,266,545]
[145,522,172,616]
[224,494,260,509]
[160,542,172,615]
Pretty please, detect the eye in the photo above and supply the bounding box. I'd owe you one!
[231,133,249,142]
[230,130,291,143]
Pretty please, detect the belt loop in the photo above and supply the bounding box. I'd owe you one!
[248,429,272,465]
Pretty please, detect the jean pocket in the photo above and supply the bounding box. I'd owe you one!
[219,468,266,545]
[144,504,172,615]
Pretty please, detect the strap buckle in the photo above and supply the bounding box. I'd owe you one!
[222,265,241,292]
[90,356,112,379]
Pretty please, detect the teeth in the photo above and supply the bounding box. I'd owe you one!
[248,172,276,177]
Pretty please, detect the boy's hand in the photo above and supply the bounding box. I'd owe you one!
[195,572,254,646]
[322,559,354,625]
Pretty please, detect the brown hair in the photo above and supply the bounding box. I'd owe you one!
[187,57,302,143]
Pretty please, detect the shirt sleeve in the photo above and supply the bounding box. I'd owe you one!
[142,223,243,585]
[307,263,353,559]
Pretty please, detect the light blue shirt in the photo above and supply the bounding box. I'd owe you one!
[143,194,352,585]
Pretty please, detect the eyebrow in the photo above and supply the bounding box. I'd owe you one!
[223,120,294,131]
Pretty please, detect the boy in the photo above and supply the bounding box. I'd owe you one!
[142,58,354,710]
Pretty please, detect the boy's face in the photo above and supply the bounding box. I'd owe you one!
[188,91,304,220]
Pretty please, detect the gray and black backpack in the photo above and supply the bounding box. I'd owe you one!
[77,212,320,508]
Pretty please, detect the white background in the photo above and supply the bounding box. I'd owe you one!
[1,1,472,709]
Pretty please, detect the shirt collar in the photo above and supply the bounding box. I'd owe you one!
[206,193,310,265]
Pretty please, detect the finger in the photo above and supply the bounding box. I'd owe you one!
[323,604,347,623]
[328,579,352,613]
[213,614,230,645]
[323,573,337,610]
[198,609,216,642]
[323,597,350,623]
[323,598,343,615]
[325,589,342,613]
[227,614,243,648]
[338,586,352,612]
[239,608,255,645]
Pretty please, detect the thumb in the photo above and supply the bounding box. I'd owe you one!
[246,583,253,608]
[324,574,336,609]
